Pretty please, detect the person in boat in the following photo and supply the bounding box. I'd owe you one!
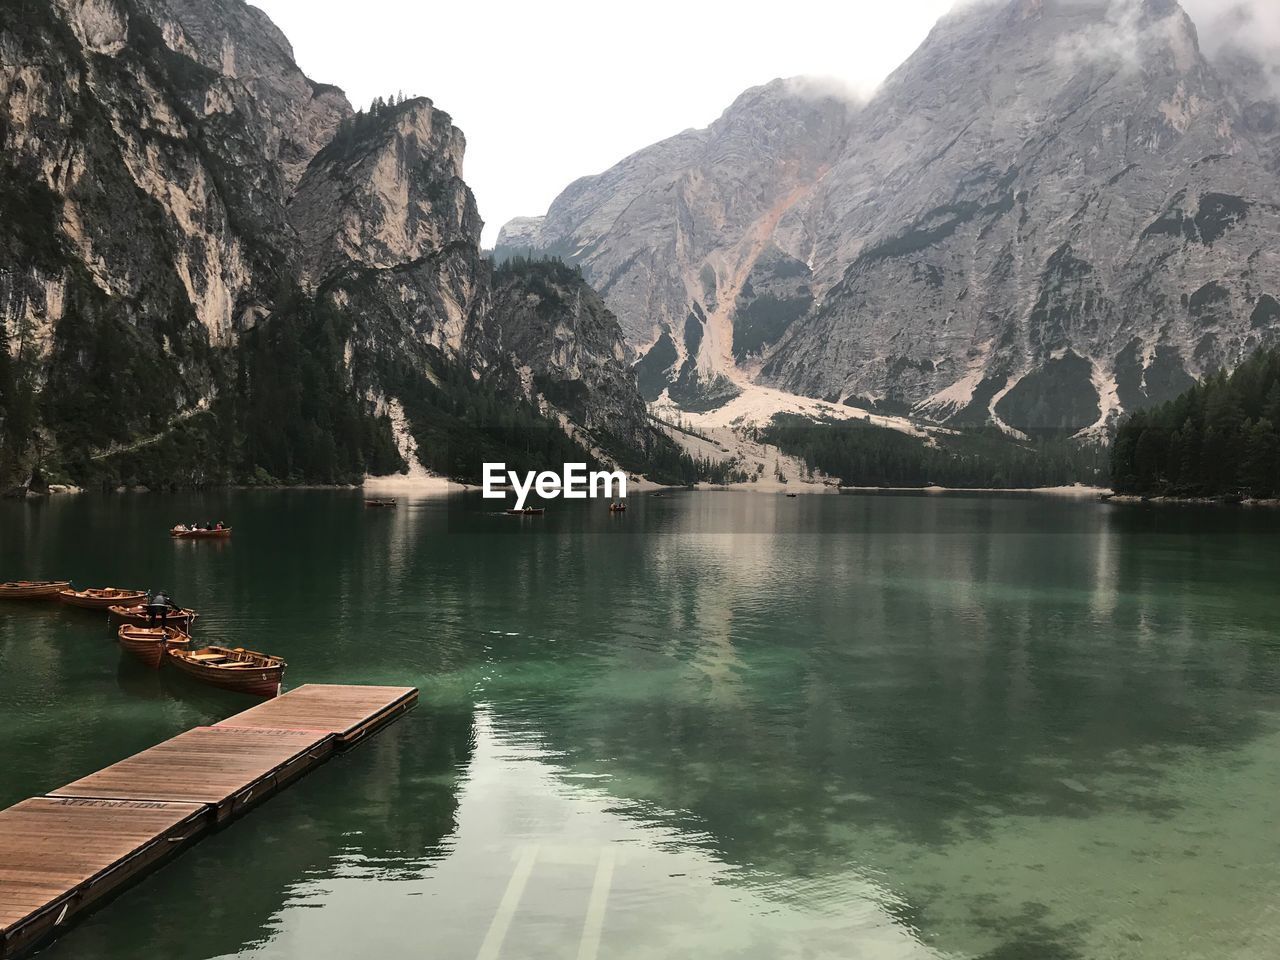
[215,521,224,530]
[145,590,179,627]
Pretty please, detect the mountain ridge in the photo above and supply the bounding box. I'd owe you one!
[499,0,1280,438]
[0,0,688,491]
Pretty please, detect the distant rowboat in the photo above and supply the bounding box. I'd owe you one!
[171,526,231,539]
[505,507,545,516]
[364,498,397,508]
[609,504,627,513]
[117,625,191,669]
[167,646,286,699]
[108,603,198,631]
[0,580,71,600]
[59,587,148,610]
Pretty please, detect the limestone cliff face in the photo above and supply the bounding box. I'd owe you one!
[0,0,662,488]
[291,99,488,356]
[501,0,1280,437]
[496,79,854,393]
[134,0,350,189]
[0,0,333,477]
[767,0,1280,437]
[488,260,665,459]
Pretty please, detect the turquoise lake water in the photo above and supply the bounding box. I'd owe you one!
[2,490,1279,959]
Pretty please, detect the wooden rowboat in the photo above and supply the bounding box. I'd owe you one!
[364,498,397,508]
[108,603,198,631]
[58,587,148,610]
[171,526,231,539]
[0,580,71,600]
[166,645,286,698]
[117,625,191,669]
[505,507,545,516]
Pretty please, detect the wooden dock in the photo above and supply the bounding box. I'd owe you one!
[0,684,416,959]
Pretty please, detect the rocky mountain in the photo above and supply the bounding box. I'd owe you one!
[497,78,855,409]
[0,0,680,490]
[499,0,1280,439]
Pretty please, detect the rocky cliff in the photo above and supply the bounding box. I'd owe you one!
[489,258,674,466]
[497,78,854,406]
[0,0,678,489]
[500,0,1280,438]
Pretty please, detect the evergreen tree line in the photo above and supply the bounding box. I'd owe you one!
[1111,346,1280,498]
[493,254,577,277]
[762,416,1108,489]
[321,92,419,159]
[3,299,742,491]
[40,289,406,489]
[0,347,40,483]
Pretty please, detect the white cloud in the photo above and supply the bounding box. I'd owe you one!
[1183,0,1280,54]
[1184,0,1280,96]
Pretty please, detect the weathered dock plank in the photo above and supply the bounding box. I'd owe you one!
[0,798,206,958]
[49,726,333,823]
[1,684,416,959]
[215,683,418,744]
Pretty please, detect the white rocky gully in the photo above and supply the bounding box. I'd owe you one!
[483,463,626,510]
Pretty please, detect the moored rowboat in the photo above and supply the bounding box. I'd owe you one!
[0,580,71,600]
[59,587,148,610]
[166,645,286,698]
[117,625,191,669]
[108,603,198,631]
[171,526,231,539]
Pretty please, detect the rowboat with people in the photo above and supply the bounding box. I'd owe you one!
[171,523,231,539]
[167,646,286,698]
[59,587,148,610]
[108,603,198,631]
[505,507,545,516]
[364,498,397,508]
[0,580,71,600]
[117,625,192,669]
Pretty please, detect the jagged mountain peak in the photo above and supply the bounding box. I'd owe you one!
[504,0,1280,436]
[291,92,485,351]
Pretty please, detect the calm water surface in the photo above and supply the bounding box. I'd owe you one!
[2,490,1279,960]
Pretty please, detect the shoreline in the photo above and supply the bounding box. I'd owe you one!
[688,482,1110,498]
[1105,494,1280,508]
[15,478,1121,500]
[839,483,1110,498]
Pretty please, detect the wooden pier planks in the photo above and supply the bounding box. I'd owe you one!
[1,684,417,959]
[0,798,206,959]
[215,683,418,744]
[49,726,334,823]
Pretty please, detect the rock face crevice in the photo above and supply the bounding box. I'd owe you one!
[500,0,1280,436]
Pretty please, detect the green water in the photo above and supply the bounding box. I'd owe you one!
[2,490,1280,960]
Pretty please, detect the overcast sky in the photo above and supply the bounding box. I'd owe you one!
[252,0,956,245]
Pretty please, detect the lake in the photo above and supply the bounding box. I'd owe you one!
[2,490,1279,960]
